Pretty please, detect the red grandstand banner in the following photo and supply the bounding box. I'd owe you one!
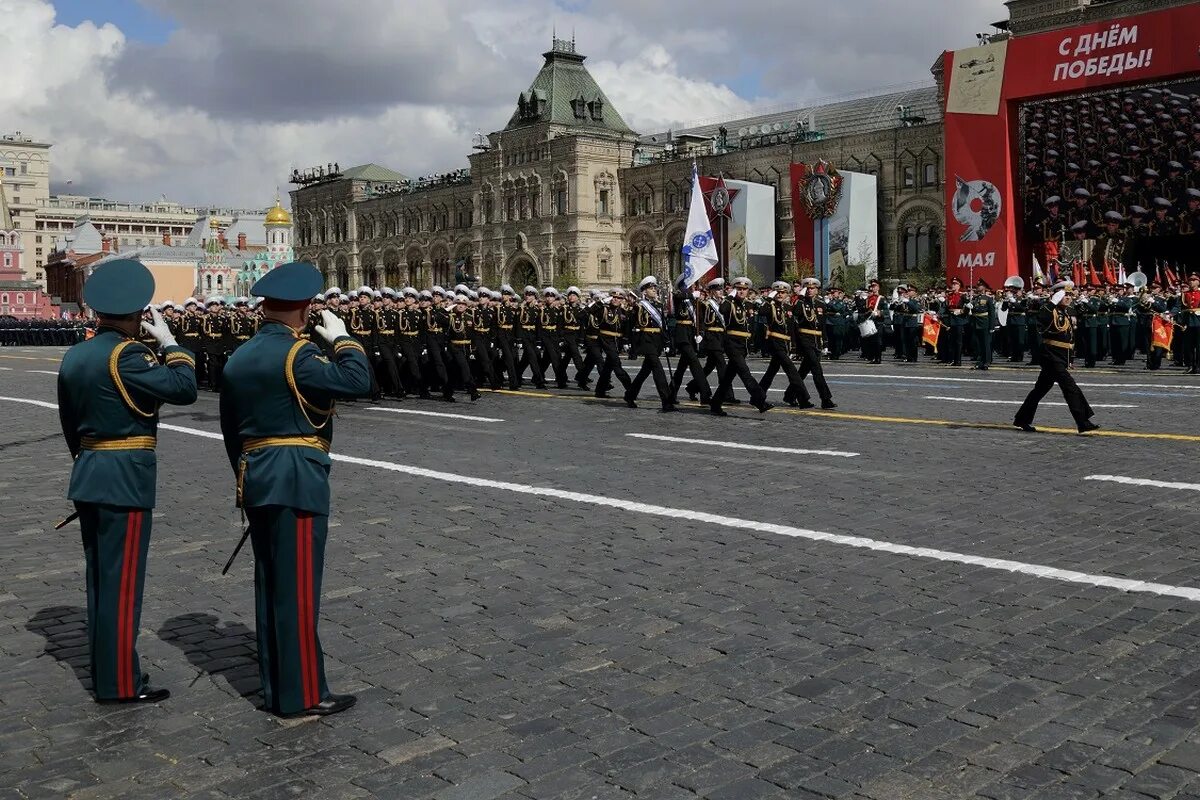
[942,3,1200,288]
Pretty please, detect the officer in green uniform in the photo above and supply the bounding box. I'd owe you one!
[970,279,996,370]
[57,258,198,703]
[219,261,371,718]
[824,287,852,359]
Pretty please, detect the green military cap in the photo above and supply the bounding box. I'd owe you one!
[251,261,323,301]
[84,258,155,315]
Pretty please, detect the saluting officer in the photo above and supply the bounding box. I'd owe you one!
[710,276,772,416]
[624,275,675,412]
[219,261,371,718]
[794,277,837,408]
[1013,279,1099,434]
[758,280,813,408]
[57,258,198,704]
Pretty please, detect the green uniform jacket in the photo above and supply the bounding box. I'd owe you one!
[57,328,198,508]
[219,322,372,515]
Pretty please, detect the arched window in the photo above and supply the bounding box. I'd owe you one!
[205,274,213,291]
[216,275,223,289]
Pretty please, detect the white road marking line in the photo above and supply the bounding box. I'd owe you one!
[0,396,56,409]
[1085,475,1200,492]
[923,395,1138,409]
[4,394,1197,603]
[28,370,59,375]
[364,407,504,423]
[626,433,858,458]
[0,366,11,370]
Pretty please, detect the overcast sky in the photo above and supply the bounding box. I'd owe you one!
[1,0,1004,210]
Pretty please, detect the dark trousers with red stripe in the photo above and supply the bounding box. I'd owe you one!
[77,503,152,700]
[247,506,329,714]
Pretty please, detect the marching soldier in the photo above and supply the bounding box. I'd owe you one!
[515,287,546,389]
[397,288,427,397]
[686,279,735,403]
[856,279,886,364]
[495,285,521,391]
[471,289,499,390]
[57,258,198,703]
[594,291,633,399]
[178,298,205,383]
[422,288,452,398]
[1013,279,1099,433]
[624,276,674,411]
[219,261,371,718]
[710,277,772,417]
[668,280,710,406]
[347,288,380,401]
[231,298,258,351]
[758,280,813,408]
[201,297,229,391]
[560,287,589,390]
[794,277,837,408]
[374,289,404,398]
[446,293,481,401]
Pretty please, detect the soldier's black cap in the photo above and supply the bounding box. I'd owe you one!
[251,261,323,302]
[84,258,154,316]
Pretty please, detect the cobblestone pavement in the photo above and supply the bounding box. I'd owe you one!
[4,348,1200,799]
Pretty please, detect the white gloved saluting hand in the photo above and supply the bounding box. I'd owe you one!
[140,308,177,348]
[314,309,349,345]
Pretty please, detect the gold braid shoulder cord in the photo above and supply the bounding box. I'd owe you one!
[109,340,159,419]
[285,339,335,431]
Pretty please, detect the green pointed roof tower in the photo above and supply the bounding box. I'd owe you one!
[505,36,633,136]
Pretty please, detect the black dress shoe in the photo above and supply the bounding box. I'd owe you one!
[97,686,170,705]
[726,397,742,405]
[1013,422,1037,433]
[275,693,357,719]
[595,391,611,399]
[470,391,481,402]
[709,406,728,417]
[1078,421,1100,433]
[821,401,838,409]
[756,402,775,414]
[443,394,456,402]
[797,401,816,409]
[660,404,677,413]
[623,391,637,408]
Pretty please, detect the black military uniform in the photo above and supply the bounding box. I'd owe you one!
[624,276,674,411]
[668,285,710,405]
[201,300,228,390]
[446,297,480,401]
[515,290,546,389]
[710,277,771,416]
[347,296,380,401]
[471,294,498,390]
[494,289,520,391]
[793,279,836,408]
[374,293,404,398]
[560,289,589,389]
[398,292,428,397]
[1014,281,1098,433]
[757,283,812,408]
[595,296,633,398]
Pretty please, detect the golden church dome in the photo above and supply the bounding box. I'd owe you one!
[265,197,291,226]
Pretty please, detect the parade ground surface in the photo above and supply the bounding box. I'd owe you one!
[6,348,1200,800]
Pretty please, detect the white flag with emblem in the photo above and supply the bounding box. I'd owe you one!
[679,162,718,289]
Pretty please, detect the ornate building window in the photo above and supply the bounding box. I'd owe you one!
[903,166,915,188]
[552,171,568,216]
[924,163,937,186]
[630,233,654,280]
[666,230,684,280]
[598,247,612,280]
[594,172,615,219]
[902,223,941,271]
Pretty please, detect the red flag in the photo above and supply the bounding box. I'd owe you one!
[922,313,941,352]
[1165,264,1179,289]
[1072,260,1085,287]
[1102,260,1118,286]
[1151,316,1174,352]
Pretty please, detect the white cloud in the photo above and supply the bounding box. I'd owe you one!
[1,0,1003,209]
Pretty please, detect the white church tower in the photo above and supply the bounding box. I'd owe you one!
[264,193,293,268]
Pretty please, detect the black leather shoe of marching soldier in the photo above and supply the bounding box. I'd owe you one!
[219,261,372,718]
[1013,279,1099,434]
[57,258,198,704]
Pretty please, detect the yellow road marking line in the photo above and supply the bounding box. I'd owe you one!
[778,409,1200,442]
[486,388,555,398]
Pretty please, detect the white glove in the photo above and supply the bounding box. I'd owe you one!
[694,334,703,345]
[140,308,177,348]
[1051,290,1066,306]
[314,309,349,344]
